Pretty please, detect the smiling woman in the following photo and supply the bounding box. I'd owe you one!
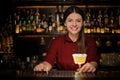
[33,6,100,73]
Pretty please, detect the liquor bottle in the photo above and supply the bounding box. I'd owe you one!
[97,10,103,33]
[30,9,34,21]
[26,9,32,32]
[60,5,64,24]
[31,19,37,33]
[103,8,109,33]
[35,8,40,26]
[16,9,21,25]
[26,56,31,70]
[48,13,53,33]
[85,9,91,33]
[115,9,120,33]
[59,6,65,34]
[14,12,20,33]
[26,19,32,32]
[40,37,45,45]
[117,9,120,33]
[55,6,61,33]
[31,9,37,32]
[20,9,27,32]
[14,9,21,33]
[109,12,115,33]
[6,14,13,35]
[21,20,27,32]
[41,14,48,33]
[90,14,96,33]
[118,9,120,27]
[36,14,44,33]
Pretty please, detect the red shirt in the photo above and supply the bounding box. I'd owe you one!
[44,34,99,70]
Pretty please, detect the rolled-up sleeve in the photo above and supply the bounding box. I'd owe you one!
[44,37,59,66]
[86,37,100,63]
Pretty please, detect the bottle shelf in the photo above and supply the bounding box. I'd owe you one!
[13,0,120,6]
[16,5,120,9]
[1,0,120,55]
[15,33,120,38]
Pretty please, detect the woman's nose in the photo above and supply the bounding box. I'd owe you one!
[72,21,77,26]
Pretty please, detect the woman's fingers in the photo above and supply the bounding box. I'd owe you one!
[77,62,96,73]
[33,63,45,71]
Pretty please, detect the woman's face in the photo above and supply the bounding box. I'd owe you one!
[64,12,83,35]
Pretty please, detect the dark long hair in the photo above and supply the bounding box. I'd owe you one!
[63,6,86,53]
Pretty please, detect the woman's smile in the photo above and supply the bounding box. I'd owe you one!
[64,12,83,34]
[70,25,79,31]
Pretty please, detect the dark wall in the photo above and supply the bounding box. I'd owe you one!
[0,0,13,27]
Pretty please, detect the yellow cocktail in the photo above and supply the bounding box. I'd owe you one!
[72,53,87,64]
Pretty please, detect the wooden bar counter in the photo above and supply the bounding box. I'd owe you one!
[0,69,120,80]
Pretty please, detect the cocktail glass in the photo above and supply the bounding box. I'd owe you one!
[72,53,87,64]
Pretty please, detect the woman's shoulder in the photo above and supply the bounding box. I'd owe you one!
[49,35,66,47]
[85,36,95,40]
[85,35,94,39]
[85,36,96,44]
[52,34,66,43]
[54,34,66,40]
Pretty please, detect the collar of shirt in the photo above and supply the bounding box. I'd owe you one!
[64,33,77,44]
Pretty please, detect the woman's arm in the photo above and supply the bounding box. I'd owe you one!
[76,37,99,73]
[77,61,98,73]
[33,61,52,72]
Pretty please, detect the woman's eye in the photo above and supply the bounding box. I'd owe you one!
[76,19,81,22]
[67,19,82,22]
[67,19,72,22]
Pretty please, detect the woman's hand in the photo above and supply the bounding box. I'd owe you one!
[77,62,98,73]
[33,61,52,72]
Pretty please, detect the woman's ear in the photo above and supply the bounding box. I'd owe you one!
[64,22,66,27]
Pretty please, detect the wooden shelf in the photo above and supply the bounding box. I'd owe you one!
[13,0,120,6]
[15,33,120,38]
[16,5,120,9]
